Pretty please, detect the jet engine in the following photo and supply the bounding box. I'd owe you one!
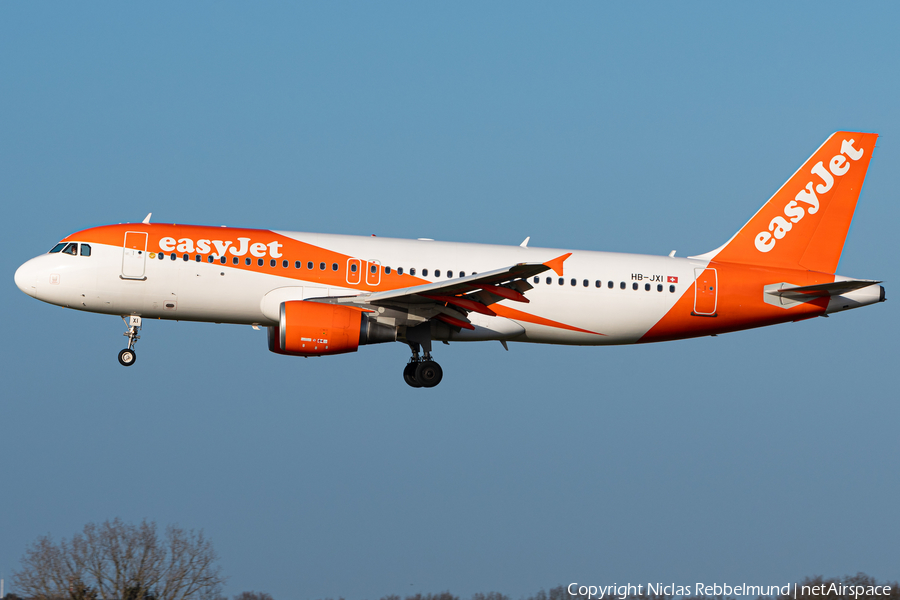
[267,300,396,356]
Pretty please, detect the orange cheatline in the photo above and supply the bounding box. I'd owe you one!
[491,304,605,336]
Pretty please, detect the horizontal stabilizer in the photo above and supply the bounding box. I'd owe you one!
[769,279,881,298]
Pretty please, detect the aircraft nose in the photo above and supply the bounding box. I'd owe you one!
[14,260,37,297]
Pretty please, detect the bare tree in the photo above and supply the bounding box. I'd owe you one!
[12,518,224,600]
[233,593,273,600]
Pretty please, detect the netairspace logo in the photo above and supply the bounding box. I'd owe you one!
[566,582,894,599]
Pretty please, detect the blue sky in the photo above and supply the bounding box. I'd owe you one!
[1,3,898,598]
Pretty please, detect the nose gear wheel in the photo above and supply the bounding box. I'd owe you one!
[118,348,136,366]
[118,315,142,367]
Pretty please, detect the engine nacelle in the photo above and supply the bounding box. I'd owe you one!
[267,301,396,356]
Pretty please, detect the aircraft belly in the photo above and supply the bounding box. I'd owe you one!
[447,313,525,341]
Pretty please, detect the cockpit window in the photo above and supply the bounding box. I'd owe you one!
[62,243,78,256]
[80,244,92,257]
[49,242,66,253]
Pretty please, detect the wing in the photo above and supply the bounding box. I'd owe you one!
[319,253,572,330]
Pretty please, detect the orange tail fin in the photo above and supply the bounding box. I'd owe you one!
[698,132,878,274]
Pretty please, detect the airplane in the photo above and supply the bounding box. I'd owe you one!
[14,131,885,388]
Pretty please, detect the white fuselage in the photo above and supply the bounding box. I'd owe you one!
[16,231,706,345]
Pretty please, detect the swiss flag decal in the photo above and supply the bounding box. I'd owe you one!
[667,276,678,283]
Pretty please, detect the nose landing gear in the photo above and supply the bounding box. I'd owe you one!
[403,342,443,388]
[118,315,141,367]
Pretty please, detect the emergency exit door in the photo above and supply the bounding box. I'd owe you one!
[693,267,717,316]
[122,231,148,280]
[366,260,381,286]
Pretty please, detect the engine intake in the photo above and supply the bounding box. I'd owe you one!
[267,301,396,356]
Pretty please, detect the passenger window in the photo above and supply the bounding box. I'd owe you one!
[294,261,301,268]
[595,280,601,288]
[195,255,201,262]
[558,277,564,285]
[410,268,416,276]
[571,278,576,286]
[208,256,214,263]
[333,263,339,271]
[80,244,92,257]
[632,282,638,290]
[385,266,391,274]
[546,277,552,285]
[170,253,177,260]
[234,257,240,265]
[645,283,650,291]
[160,253,166,260]
[271,259,277,267]
[435,269,441,277]
[583,279,589,287]
[446,270,452,278]
[459,271,465,277]
[49,242,66,253]
[247,258,253,266]
[670,284,676,293]
[620,282,626,289]
[608,281,613,289]
[283,260,289,268]
[183,254,189,261]
[307,261,314,270]
[422,269,429,277]
[657,284,663,292]
[398,267,404,275]
[221,257,227,264]
[350,263,358,273]
[534,276,540,284]
[258,258,264,266]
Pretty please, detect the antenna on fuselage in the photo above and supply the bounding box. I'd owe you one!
[142,213,152,224]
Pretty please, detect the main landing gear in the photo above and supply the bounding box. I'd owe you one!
[118,315,141,367]
[403,343,443,388]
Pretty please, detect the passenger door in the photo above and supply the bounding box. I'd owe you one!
[365,260,381,286]
[346,258,362,285]
[122,231,148,280]
[693,267,718,316]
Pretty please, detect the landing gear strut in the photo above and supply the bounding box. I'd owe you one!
[118,315,141,367]
[403,342,443,388]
